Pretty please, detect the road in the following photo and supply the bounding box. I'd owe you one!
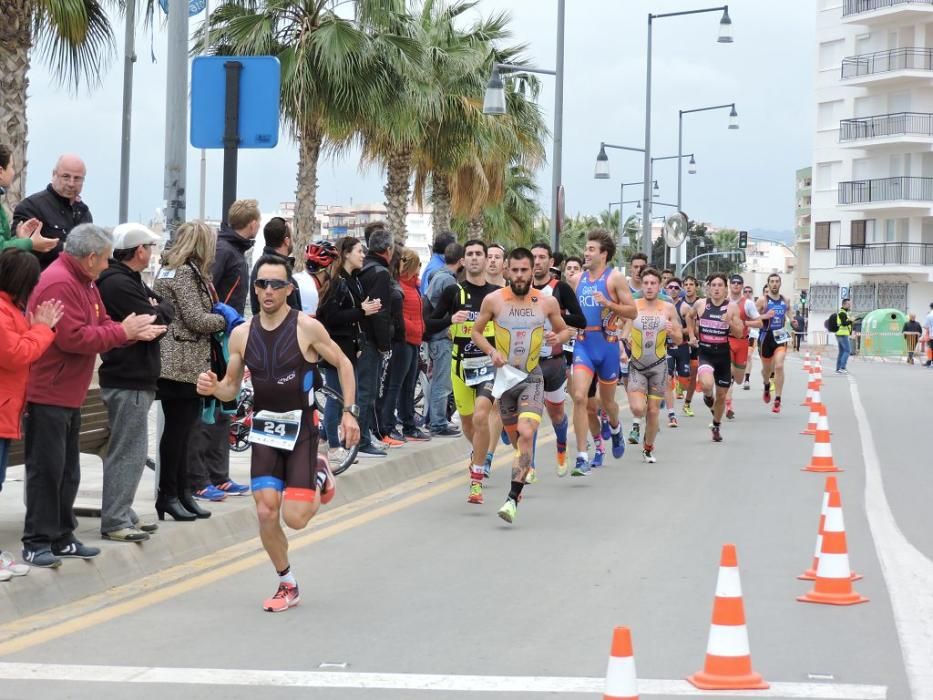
[0,352,928,699]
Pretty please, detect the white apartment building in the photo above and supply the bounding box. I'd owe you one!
[811,0,933,331]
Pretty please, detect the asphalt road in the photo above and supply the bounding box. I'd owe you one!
[0,351,927,699]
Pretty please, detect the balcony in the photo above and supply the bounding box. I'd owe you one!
[839,112,933,151]
[838,176,933,212]
[836,243,933,274]
[841,48,933,87]
[842,0,933,25]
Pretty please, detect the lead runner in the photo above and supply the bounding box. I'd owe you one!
[197,255,360,612]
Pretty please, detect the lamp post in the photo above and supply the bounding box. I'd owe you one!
[675,102,738,273]
[643,5,733,263]
[483,0,565,251]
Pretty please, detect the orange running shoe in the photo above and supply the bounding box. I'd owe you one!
[263,582,300,612]
[381,435,405,448]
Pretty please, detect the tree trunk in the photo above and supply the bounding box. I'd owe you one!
[467,217,483,239]
[0,0,33,205]
[383,147,411,244]
[430,173,451,236]
[293,126,322,272]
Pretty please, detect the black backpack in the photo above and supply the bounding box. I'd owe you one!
[824,313,839,333]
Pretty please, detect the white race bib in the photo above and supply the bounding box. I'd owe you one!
[773,328,791,345]
[249,409,302,451]
[462,356,494,386]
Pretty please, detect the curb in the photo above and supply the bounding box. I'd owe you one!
[0,436,469,625]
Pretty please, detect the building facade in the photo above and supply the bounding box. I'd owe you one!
[795,166,812,294]
[810,0,933,335]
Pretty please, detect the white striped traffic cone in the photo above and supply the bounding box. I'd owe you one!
[801,386,823,435]
[603,626,639,700]
[803,405,841,472]
[798,477,861,582]
[687,544,769,690]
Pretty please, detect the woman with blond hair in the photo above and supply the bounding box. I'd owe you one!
[154,222,241,521]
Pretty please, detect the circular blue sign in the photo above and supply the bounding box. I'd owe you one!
[159,0,208,16]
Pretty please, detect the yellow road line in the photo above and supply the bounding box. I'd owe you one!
[0,434,555,657]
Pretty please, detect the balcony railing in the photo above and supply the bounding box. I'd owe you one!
[838,176,933,204]
[843,0,933,16]
[836,242,933,266]
[839,112,933,141]
[841,48,933,80]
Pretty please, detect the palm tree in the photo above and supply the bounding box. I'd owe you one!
[1,0,118,202]
[452,161,539,249]
[205,0,417,261]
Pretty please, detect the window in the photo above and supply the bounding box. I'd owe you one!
[819,39,845,70]
[816,161,841,190]
[815,222,831,250]
[851,220,867,247]
[818,100,843,130]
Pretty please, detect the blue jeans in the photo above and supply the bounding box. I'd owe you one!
[322,364,351,449]
[0,438,9,492]
[356,338,384,448]
[380,341,419,436]
[836,335,851,371]
[428,337,453,431]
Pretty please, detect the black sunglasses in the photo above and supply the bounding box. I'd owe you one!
[254,278,291,290]
[667,285,681,290]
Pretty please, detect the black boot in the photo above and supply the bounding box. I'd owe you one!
[155,495,197,522]
[178,491,212,519]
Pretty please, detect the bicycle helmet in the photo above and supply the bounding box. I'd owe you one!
[305,240,338,272]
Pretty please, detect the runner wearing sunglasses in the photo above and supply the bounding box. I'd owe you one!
[666,277,692,427]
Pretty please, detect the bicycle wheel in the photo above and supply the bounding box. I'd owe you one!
[313,385,359,476]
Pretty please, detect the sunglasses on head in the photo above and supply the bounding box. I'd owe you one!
[254,278,291,290]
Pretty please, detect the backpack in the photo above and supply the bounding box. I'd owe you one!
[824,313,839,333]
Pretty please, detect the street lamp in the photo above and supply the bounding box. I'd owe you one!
[483,0,565,252]
[643,5,734,263]
[592,142,647,181]
[688,155,697,175]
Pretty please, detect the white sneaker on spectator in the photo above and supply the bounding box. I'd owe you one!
[328,446,349,465]
[0,551,30,577]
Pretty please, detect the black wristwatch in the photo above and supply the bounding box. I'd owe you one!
[343,404,360,418]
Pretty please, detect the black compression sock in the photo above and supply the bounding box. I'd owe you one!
[508,481,524,502]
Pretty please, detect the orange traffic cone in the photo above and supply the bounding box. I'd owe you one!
[803,351,811,372]
[687,544,769,690]
[801,386,823,435]
[603,626,639,700]
[801,363,815,406]
[798,490,868,605]
[798,477,861,581]
[802,406,841,472]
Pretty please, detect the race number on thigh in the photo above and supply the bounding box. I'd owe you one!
[249,409,302,451]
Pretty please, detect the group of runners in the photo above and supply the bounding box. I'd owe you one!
[194,230,794,612]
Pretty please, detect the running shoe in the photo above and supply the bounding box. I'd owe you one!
[53,541,100,559]
[627,424,641,444]
[500,429,511,445]
[772,397,782,414]
[668,414,678,428]
[216,480,250,496]
[22,548,61,569]
[642,446,657,464]
[402,427,432,442]
[742,380,750,391]
[497,498,518,524]
[600,416,611,441]
[556,442,567,471]
[675,386,684,400]
[726,408,735,420]
[683,403,695,417]
[524,468,537,484]
[194,485,228,502]
[711,425,723,443]
[590,449,604,469]
[483,452,493,479]
[572,455,591,476]
[610,431,625,459]
[387,430,409,444]
[703,394,714,409]
[381,435,405,448]
[762,385,771,404]
[263,582,300,612]
[468,482,484,505]
[0,551,30,577]
[328,446,349,466]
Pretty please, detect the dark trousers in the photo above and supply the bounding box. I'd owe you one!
[22,403,82,550]
[158,380,201,500]
[380,341,419,435]
[356,338,384,448]
[187,412,231,490]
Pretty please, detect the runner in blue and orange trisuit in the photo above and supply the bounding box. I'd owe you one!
[568,229,637,475]
[756,272,792,413]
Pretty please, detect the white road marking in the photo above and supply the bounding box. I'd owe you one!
[849,377,933,700]
[0,662,887,698]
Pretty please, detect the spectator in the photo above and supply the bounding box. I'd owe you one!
[293,241,338,315]
[377,245,414,445]
[792,310,807,352]
[188,199,259,502]
[154,221,237,522]
[903,313,923,365]
[22,224,164,568]
[97,224,174,542]
[834,298,854,374]
[420,231,457,295]
[424,242,464,437]
[12,154,92,269]
[356,227,395,456]
[0,145,57,254]
[924,302,933,368]
[248,217,301,315]
[0,249,62,579]
[363,220,387,247]
[316,237,380,464]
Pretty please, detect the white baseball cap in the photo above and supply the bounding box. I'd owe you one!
[112,223,161,250]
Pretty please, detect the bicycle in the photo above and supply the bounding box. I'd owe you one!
[313,384,360,476]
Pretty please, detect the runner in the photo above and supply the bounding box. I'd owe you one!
[469,248,571,524]
[531,242,586,477]
[429,240,500,504]
[665,277,692,423]
[681,275,701,416]
[742,284,757,390]
[569,229,638,474]
[724,274,763,420]
[486,243,507,288]
[196,255,360,612]
[628,269,683,463]
[686,273,743,442]
[756,273,791,413]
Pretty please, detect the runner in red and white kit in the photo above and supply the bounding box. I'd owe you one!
[725,273,763,420]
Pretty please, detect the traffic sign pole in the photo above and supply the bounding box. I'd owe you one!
[221,60,243,226]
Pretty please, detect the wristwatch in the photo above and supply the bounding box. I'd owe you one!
[343,404,360,418]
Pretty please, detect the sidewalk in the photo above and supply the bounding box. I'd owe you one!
[0,406,467,624]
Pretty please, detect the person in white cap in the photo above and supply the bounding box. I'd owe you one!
[96,223,174,542]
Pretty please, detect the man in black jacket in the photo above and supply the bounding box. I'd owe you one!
[97,224,174,542]
[355,227,394,457]
[12,154,93,269]
[249,216,300,315]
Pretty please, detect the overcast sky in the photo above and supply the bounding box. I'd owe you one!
[22,0,815,232]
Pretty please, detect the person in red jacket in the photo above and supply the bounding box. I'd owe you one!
[22,224,166,569]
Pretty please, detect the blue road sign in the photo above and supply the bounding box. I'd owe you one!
[159,0,207,17]
[191,56,281,149]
